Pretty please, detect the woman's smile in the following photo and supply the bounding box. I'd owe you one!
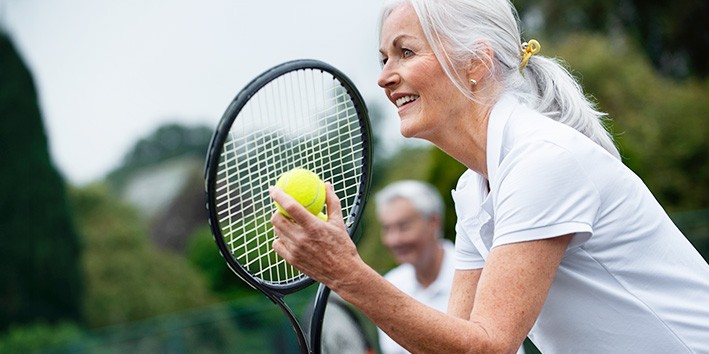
[378,4,473,141]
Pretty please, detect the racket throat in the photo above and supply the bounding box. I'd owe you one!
[271,293,312,354]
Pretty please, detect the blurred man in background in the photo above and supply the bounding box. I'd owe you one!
[374,180,454,354]
[374,180,524,354]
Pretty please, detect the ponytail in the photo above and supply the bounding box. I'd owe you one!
[522,55,621,159]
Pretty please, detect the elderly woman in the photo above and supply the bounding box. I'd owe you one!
[270,0,709,352]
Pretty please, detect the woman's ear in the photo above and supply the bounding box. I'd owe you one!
[466,43,495,84]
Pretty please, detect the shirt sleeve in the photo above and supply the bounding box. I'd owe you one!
[491,140,601,249]
[454,220,486,269]
[451,171,488,269]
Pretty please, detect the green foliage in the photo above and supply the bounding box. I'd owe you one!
[364,100,391,191]
[106,124,212,192]
[357,146,433,273]
[514,0,618,33]
[425,148,467,242]
[0,33,83,331]
[0,300,303,354]
[552,34,708,210]
[69,185,215,328]
[57,295,310,354]
[0,322,82,354]
[672,209,709,262]
[513,0,709,78]
[186,226,256,299]
[623,0,708,78]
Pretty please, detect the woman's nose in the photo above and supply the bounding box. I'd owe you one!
[377,62,400,89]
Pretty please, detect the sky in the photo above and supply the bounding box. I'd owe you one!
[2,0,417,185]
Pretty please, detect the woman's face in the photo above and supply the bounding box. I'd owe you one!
[378,3,471,141]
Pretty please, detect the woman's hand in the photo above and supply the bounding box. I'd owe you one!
[270,182,362,289]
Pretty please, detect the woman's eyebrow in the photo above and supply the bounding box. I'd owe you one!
[379,34,415,53]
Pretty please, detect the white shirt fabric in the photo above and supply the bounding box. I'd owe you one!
[378,240,455,354]
[452,94,709,353]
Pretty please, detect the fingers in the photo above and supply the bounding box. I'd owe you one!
[269,181,348,269]
[325,182,345,225]
[269,182,359,286]
[272,237,292,260]
[270,212,299,263]
[269,186,318,225]
[271,213,312,271]
[269,182,345,227]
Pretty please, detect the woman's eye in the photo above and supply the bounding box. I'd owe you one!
[380,57,388,67]
[402,49,414,58]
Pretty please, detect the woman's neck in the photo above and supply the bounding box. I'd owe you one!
[429,99,493,178]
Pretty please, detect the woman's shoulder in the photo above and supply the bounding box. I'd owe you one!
[501,103,617,171]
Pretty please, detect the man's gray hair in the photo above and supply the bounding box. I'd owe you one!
[375,180,444,222]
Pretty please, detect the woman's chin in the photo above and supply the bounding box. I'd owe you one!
[399,123,417,138]
[400,125,430,141]
[400,130,415,138]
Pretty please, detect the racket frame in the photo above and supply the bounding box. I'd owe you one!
[204,59,372,353]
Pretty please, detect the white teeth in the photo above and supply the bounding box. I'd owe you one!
[395,95,419,107]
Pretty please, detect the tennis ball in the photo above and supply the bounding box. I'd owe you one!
[275,168,328,221]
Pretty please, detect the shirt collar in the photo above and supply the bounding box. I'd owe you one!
[485,94,519,184]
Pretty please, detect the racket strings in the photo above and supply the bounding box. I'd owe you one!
[215,68,366,286]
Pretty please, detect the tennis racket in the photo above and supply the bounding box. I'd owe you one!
[320,293,376,354]
[204,59,372,354]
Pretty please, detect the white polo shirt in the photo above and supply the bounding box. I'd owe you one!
[452,94,709,353]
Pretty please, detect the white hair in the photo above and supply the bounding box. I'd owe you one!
[375,180,444,224]
[380,0,620,159]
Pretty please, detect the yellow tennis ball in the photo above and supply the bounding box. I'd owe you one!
[275,168,327,221]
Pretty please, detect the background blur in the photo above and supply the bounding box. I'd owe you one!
[1,0,707,353]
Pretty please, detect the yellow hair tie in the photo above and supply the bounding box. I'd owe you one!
[519,39,541,74]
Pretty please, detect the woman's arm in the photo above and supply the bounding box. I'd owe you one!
[271,184,571,353]
[448,269,481,320]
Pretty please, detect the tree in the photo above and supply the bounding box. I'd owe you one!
[70,184,215,328]
[186,226,254,298]
[624,0,708,78]
[513,0,709,78]
[106,123,212,192]
[0,32,83,331]
[105,123,213,253]
[552,34,708,210]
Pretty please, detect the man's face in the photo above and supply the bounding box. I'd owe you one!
[378,197,439,265]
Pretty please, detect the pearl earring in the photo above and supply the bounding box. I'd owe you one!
[470,79,478,86]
